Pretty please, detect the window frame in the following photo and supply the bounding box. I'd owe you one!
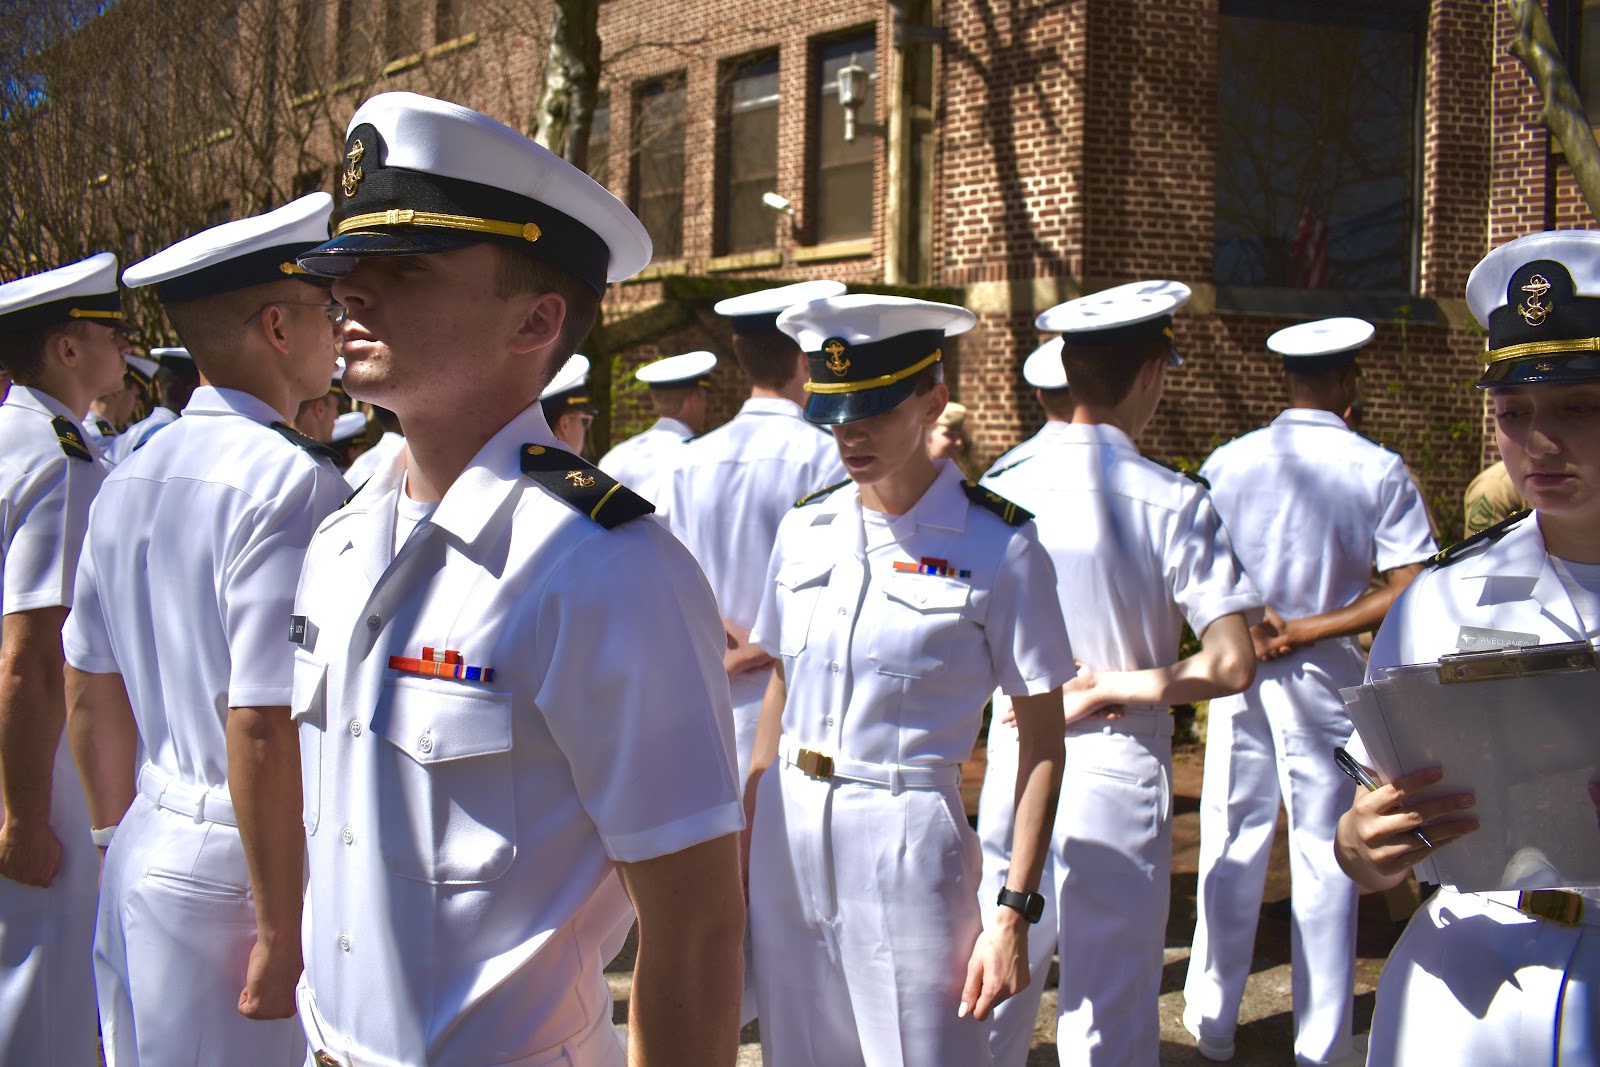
[716,52,782,256]
[807,28,879,248]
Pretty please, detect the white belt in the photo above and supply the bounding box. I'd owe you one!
[1477,888,1600,929]
[136,762,237,828]
[777,735,959,794]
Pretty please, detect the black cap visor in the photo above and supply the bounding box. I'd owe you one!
[1479,352,1600,388]
[804,377,922,425]
[296,229,485,278]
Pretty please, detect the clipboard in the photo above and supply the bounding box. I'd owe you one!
[1341,641,1600,893]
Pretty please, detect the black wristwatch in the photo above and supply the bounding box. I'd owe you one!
[997,887,1045,924]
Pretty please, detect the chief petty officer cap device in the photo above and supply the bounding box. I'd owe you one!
[122,193,335,302]
[1023,336,1069,392]
[714,280,848,335]
[1034,280,1191,367]
[1465,229,1600,388]
[636,350,717,388]
[0,252,130,335]
[778,294,975,425]
[296,91,652,296]
[1265,317,1375,373]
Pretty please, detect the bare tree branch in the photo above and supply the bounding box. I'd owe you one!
[1506,0,1600,221]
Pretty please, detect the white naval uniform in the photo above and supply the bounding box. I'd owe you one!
[978,421,1262,1067]
[0,386,105,1066]
[105,405,177,464]
[343,430,407,491]
[747,461,1075,1067]
[63,386,348,1067]
[597,416,690,504]
[82,414,119,460]
[290,402,742,1067]
[1186,408,1436,1064]
[661,397,846,784]
[1351,513,1600,1067]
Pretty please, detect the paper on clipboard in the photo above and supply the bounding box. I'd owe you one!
[1341,641,1600,893]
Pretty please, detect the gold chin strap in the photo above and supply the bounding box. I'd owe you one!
[336,209,542,244]
[805,349,942,395]
[1481,336,1600,365]
[68,308,124,321]
[278,262,313,276]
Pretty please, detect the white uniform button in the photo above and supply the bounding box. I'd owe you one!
[341,826,354,845]
[837,607,848,616]
[916,592,927,604]
[349,719,362,737]
[829,661,840,673]
[823,716,834,727]
[366,614,381,631]
[418,734,433,754]
[338,933,351,952]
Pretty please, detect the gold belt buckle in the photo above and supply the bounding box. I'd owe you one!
[1518,889,1585,926]
[313,1051,346,1067]
[795,747,834,780]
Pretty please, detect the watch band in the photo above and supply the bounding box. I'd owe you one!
[996,886,1045,924]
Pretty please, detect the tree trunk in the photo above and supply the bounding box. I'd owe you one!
[1506,0,1600,222]
[531,0,601,171]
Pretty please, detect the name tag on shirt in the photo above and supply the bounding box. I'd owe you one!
[1455,625,1541,652]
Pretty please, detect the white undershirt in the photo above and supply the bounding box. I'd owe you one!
[1554,556,1600,643]
[394,476,439,555]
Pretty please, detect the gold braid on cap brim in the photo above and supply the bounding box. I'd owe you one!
[67,308,125,321]
[1481,336,1600,365]
[337,209,542,243]
[804,350,942,394]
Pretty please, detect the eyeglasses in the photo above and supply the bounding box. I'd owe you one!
[244,301,347,327]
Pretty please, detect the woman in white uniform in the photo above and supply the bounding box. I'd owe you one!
[744,295,1076,1067]
[1335,229,1600,1066]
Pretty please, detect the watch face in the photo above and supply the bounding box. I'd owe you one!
[1023,893,1045,923]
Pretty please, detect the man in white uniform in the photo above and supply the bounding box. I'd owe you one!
[343,405,405,489]
[82,355,153,456]
[661,281,847,783]
[64,193,347,1067]
[980,282,1262,1067]
[541,353,596,453]
[0,252,129,1066]
[598,349,715,502]
[288,91,745,1067]
[1183,319,1437,1065]
[107,346,197,463]
[973,334,1076,1067]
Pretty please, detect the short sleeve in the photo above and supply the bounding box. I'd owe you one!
[2,455,98,616]
[61,519,118,673]
[984,524,1076,697]
[223,466,347,708]
[1374,459,1438,573]
[1168,485,1264,636]
[748,514,796,659]
[533,522,743,864]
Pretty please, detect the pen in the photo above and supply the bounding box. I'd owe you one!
[1335,747,1433,850]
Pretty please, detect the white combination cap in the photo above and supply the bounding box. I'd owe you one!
[123,354,159,386]
[331,411,368,444]
[636,350,716,388]
[1023,337,1069,391]
[1265,317,1374,370]
[540,353,594,414]
[297,92,651,294]
[777,294,974,425]
[714,280,848,333]
[148,347,193,366]
[1465,230,1600,387]
[123,193,333,304]
[0,252,128,333]
[1034,280,1190,365]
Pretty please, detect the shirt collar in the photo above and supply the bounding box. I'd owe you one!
[1056,420,1140,453]
[1451,513,1588,640]
[180,385,283,426]
[429,401,560,546]
[739,396,805,418]
[858,460,968,534]
[1272,407,1349,430]
[652,416,693,438]
[5,384,77,423]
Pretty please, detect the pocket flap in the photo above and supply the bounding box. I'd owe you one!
[882,572,970,614]
[370,678,513,765]
[291,651,327,728]
[776,557,833,591]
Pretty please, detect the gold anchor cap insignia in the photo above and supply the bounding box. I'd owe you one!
[1518,273,1552,327]
[823,338,851,377]
[341,138,366,198]
[564,470,596,489]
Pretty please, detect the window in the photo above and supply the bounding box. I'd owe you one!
[719,55,780,254]
[436,0,473,41]
[385,0,424,59]
[206,200,232,226]
[1214,1,1422,292]
[292,0,327,94]
[294,169,324,197]
[813,34,876,244]
[337,0,374,77]
[633,77,687,260]
[587,94,611,188]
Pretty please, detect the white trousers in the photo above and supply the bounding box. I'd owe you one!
[1183,650,1361,1065]
[96,794,305,1067]
[750,760,992,1067]
[730,670,770,789]
[0,737,98,1065]
[976,715,1058,1067]
[1052,715,1173,1067]
[1366,888,1599,1066]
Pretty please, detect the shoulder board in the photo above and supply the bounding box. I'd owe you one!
[983,454,1034,480]
[795,479,851,508]
[520,443,653,529]
[92,417,115,435]
[51,416,93,462]
[962,480,1033,526]
[1429,509,1532,569]
[269,422,342,462]
[342,478,370,508]
[1154,458,1209,489]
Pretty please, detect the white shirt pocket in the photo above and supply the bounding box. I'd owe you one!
[775,558,834,658]
[870,573,971,679]
[291,650,327,834]
[369,678,516,885]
